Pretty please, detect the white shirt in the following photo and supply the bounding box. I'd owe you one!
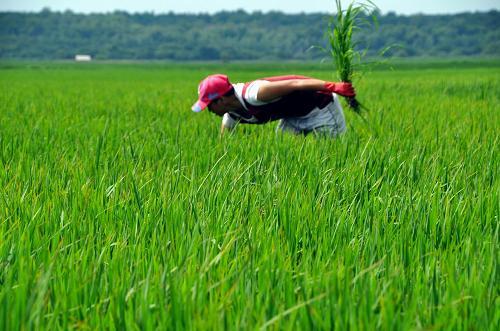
[222,81,281,128]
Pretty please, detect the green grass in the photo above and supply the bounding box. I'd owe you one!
[0,60,498,330]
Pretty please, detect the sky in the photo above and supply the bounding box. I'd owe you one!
[1,0,499,15]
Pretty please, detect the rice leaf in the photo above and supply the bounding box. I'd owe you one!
[327,0,378,112]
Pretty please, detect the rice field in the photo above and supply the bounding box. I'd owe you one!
[0,60,498,330]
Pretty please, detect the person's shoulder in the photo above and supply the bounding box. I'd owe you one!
[244,80,269,105]
[247,80,268,88]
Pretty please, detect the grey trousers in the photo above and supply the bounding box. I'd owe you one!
[277,93,347,137]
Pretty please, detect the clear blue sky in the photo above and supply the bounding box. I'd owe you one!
[1,0,499,15]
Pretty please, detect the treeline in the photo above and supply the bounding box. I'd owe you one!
[0,9,499,60]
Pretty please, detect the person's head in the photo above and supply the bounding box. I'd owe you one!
[191,74,236,117]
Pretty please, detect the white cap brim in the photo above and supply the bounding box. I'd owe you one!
[191,103,203,113]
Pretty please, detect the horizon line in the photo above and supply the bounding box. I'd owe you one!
[0,7,498,16]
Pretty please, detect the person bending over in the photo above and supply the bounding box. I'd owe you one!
[191,74,355,137]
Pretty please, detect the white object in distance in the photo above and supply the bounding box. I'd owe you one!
[75,54,92,62]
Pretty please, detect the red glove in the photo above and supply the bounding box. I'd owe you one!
[324,82,356,97]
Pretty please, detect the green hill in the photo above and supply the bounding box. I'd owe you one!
[1,9,499,60]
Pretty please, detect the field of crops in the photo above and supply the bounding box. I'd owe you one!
[0,60,498,330]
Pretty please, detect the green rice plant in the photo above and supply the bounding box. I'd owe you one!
[327,0,378,112]
[0,60,498,330]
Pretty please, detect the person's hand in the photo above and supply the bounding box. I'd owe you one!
[324,82,356,97]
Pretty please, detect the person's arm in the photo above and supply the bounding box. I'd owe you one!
[257,79,355,102]
[220,113,238,135]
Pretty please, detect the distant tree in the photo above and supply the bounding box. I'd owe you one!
[0,10,498,60]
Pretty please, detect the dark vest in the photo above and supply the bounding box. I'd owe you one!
[231,75,333,124]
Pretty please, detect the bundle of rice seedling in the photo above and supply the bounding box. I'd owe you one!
[327,0,377,112]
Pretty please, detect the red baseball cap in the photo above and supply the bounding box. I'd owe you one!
[191,74,233,112]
